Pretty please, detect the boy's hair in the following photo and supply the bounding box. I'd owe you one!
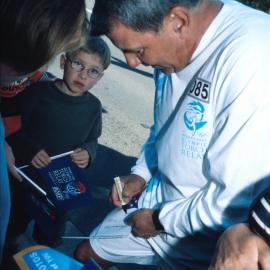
[69,37,111,70]
[0,0,88,74]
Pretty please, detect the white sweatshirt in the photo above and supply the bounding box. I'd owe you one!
[131,1,270,269]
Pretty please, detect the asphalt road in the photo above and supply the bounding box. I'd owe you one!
[90,37,154,158]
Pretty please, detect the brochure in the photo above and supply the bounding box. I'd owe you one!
[13,245,101,270]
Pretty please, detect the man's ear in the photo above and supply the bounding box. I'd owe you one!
[60,54,66,69]
[165,6,190,37]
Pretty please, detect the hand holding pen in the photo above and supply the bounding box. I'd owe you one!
[110,174,146,210]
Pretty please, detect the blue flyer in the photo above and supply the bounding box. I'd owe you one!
[13,245,101,270]
[38,155,91,211]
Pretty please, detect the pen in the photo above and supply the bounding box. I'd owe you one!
[61,235,128,240]
[114,176,127,206]
[14,166,47,196]
[18,150,74,170]
[14,166,55,207]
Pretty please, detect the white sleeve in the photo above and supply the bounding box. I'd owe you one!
[131,125,158,183]
[159,45,270,237]
[131,69,163,182]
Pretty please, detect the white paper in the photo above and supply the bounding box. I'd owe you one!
[91,215,131,239]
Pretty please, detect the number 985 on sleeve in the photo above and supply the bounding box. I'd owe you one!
[188,78,211,103]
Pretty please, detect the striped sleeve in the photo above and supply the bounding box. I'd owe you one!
[249,190,270,243]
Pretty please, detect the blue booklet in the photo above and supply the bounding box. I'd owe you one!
[37,155,91,211]
[17,154,92,244]
[13,245,101,270]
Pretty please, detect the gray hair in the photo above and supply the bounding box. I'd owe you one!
[90,0,201,35]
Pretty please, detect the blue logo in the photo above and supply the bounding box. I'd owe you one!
[64,181,86,197]
[184,101,207,134]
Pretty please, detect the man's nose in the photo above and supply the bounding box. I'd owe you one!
[124,53,141,68]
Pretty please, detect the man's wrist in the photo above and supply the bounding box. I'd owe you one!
[152,209,164,231]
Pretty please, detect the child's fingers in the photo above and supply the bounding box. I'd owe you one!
[32,150,51,168]
[32,157,47,168]
[32,158,43,168]
[72,148,83,155]
[73,159,88,168]
[77,163,87,168]
[72,151,89,163]
[72,155,88,162]
[9,165,23,182]
[72,150,88,158]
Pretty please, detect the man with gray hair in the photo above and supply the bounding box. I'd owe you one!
[74,1,270,269]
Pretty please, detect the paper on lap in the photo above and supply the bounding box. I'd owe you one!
[92,215,131,239]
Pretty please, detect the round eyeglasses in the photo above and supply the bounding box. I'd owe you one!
[66,55,102,79]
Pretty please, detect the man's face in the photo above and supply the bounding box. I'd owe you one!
[108,19,193,74]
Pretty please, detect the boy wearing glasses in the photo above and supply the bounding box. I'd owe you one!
[5,36,111,250]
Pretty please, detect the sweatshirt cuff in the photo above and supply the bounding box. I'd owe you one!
[130,166,152,183]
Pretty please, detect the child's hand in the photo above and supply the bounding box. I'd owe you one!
[71,148,89,168]
[31,150,51,168]
[5,140,22,181]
